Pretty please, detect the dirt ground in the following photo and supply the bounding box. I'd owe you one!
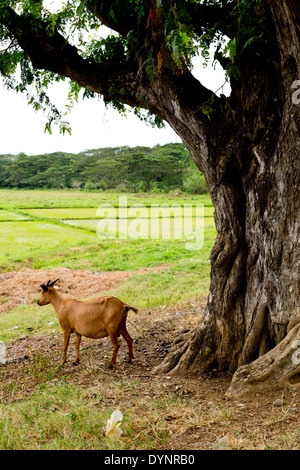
[0,265,167,314]
[0,268,299,450]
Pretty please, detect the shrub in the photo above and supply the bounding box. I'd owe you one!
[84,181,96,192]
[183,169,208,194]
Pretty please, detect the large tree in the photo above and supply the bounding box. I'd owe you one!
[0,0,299,396]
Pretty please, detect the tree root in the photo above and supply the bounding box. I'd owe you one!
[153,330,193,375]
[154,310,300,399]
[226,321,300,398]
[154,317,216,376]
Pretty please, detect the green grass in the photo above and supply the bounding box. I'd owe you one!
[0,221,97,269]
[0,378,198,450]
[0,189,118,209]
[0,304,60,342]
[22,205,214,219]
[0,190,216,272]
[2,370,299,451]
[0,210,30,221]
[0,380,114,450]
[0,189,212,209]
[110,271,209,310]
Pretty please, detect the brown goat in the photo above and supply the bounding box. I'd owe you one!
[37,279,138,368]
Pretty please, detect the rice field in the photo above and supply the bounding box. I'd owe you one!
[0,189,216,273]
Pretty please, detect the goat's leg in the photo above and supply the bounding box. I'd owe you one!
[122,326,134,363]
[62,329,71,365]
[108,332,120,368]
[73,333,81,365]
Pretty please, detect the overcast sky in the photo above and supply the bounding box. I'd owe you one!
[0,2,230,156]
[0,82,182,155]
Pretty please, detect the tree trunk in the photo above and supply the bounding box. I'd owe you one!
[154,0,300,396]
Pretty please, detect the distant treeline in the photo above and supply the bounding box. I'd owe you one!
[0,143,208,194]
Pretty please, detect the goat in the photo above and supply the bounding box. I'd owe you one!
[37,278,138,368]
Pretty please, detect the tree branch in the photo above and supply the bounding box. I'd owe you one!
[1,6,140,107]
[85,0,138,38]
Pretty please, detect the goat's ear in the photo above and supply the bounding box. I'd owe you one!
[41,284,48,292]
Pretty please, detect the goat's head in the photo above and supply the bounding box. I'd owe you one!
[37,278,60,306]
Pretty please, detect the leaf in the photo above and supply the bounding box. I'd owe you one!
[44,122,52,135]
[59,122,72,136]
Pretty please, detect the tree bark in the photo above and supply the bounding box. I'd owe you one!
[154,0,300,396]
[226,316,300,398]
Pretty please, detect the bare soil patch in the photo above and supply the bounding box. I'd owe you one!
[0,265,167,314]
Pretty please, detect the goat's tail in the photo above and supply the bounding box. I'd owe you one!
[126,304,138,314]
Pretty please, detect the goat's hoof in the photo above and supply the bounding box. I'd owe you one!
[72,359,80,366]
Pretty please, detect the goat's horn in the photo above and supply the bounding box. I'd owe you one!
[49,278,60,287]
[46,279,51,286]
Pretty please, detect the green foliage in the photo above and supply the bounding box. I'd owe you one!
[0,0,94,133]
[155,0,198,73]
[84,181,96,192]
[0,143,208,194]
[165,26,197,72]
[199,94,216,120]
[84,34,126,65]
[183,167,208,195]
[134,108,165,129]
[0,152,75,189]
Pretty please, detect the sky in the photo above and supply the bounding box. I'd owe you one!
[0,82,181,155]
[0,1,230,156]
